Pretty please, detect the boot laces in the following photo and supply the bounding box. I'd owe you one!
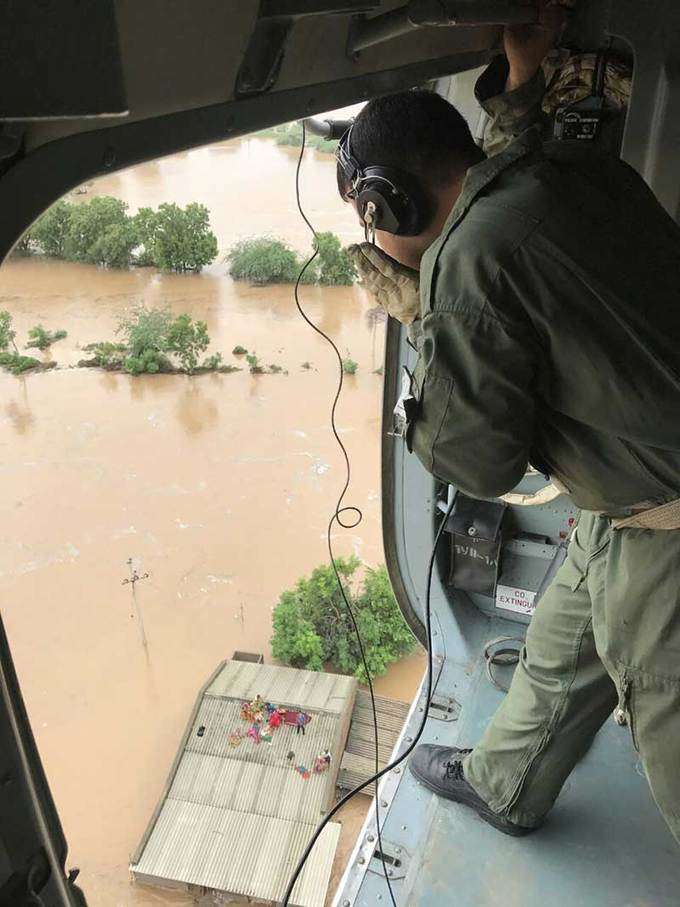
[444,759,465,781]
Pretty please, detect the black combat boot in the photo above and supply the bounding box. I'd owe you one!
[409,745,534,837]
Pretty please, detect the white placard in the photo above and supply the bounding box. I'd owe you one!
[496,585,536,616]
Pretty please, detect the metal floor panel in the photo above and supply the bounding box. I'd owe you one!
[349,614,680,907]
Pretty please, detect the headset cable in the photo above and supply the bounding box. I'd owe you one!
[282,128,455,903]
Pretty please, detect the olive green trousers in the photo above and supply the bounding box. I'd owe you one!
[464,511,680,844]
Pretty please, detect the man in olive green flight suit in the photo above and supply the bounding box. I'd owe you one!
[342,9,680,844]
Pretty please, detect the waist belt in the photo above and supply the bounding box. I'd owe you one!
[611,497,680,530]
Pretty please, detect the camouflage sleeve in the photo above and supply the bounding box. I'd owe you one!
[474,56,547,156]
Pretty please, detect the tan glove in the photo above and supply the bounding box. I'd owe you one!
[348,242,420,325]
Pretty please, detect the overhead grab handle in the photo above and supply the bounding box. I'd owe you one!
[348,0,538,56]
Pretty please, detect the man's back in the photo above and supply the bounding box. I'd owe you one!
[415,127,680,513]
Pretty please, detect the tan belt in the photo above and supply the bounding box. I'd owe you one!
[611,497,680,530]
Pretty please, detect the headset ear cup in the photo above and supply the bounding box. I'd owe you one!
[357,168,428,236]
[357,185,400,235]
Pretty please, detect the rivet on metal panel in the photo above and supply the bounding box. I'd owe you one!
[358,856,366,865]
[393,766,401,774]
[406,735,413,742]
[366,834,375,843]
[380,799,388,808]
[401,825,407,830]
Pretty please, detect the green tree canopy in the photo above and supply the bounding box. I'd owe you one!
[0,310,17,352]
[314,231,356,285]
[227,237,301,284]
[25,325,67,351]
[166,312,209,373]
[64,196,135,267]
[270,558,417,682]
[112,305,216,375]
[226,233,356,286]
[135,202,218,272]
[30,200,73,259]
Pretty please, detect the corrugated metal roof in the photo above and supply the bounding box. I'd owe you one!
[169,752,329,823]
[131,660,356,905]
[132,799,340,907]
[206,660,355,714]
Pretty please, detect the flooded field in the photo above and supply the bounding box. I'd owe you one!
[0,135,425,905]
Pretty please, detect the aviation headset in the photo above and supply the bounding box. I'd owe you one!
[335,124,431,239]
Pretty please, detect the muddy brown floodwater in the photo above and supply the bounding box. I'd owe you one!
[0,136,426,906]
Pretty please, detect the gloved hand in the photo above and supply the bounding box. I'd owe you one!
[348,242,420,325]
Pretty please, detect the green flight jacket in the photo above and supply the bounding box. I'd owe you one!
[408,127,680,514]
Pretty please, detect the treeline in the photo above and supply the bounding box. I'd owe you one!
[226,232,355,286]
[256,121,338,154]
[16,197,218,273]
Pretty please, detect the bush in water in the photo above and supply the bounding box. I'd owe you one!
[226,232,355,286]
[25,325,68,351]
[314,231,356,286]
[165,312,210,374]
[0,352,43,375]
[342,358,358,375]
[245,352,264,374]
[270,558,416,682]
[0,310,17,352]
[112,306,217,375]
[227,237,301,285]
[81,341,127,368]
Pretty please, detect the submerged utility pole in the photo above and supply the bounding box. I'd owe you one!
[122,557,150,650]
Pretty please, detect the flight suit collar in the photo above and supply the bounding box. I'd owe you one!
[448,125,542,232]
[419,126,542,316]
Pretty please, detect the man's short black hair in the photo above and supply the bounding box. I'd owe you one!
[336,89,484,203]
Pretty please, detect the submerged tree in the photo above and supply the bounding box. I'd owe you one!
[166,312,209,373]
[270,558,416,682]
[226,237,301,284]
[25,325,68,350]
[0,310,18,352]
[64,196,136,268]
[226,232,355,286]
[30,200,73,259]
[25,196,218,273]
[134,202,218,272]
[314,231,356,286]
[113,305,215,375]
